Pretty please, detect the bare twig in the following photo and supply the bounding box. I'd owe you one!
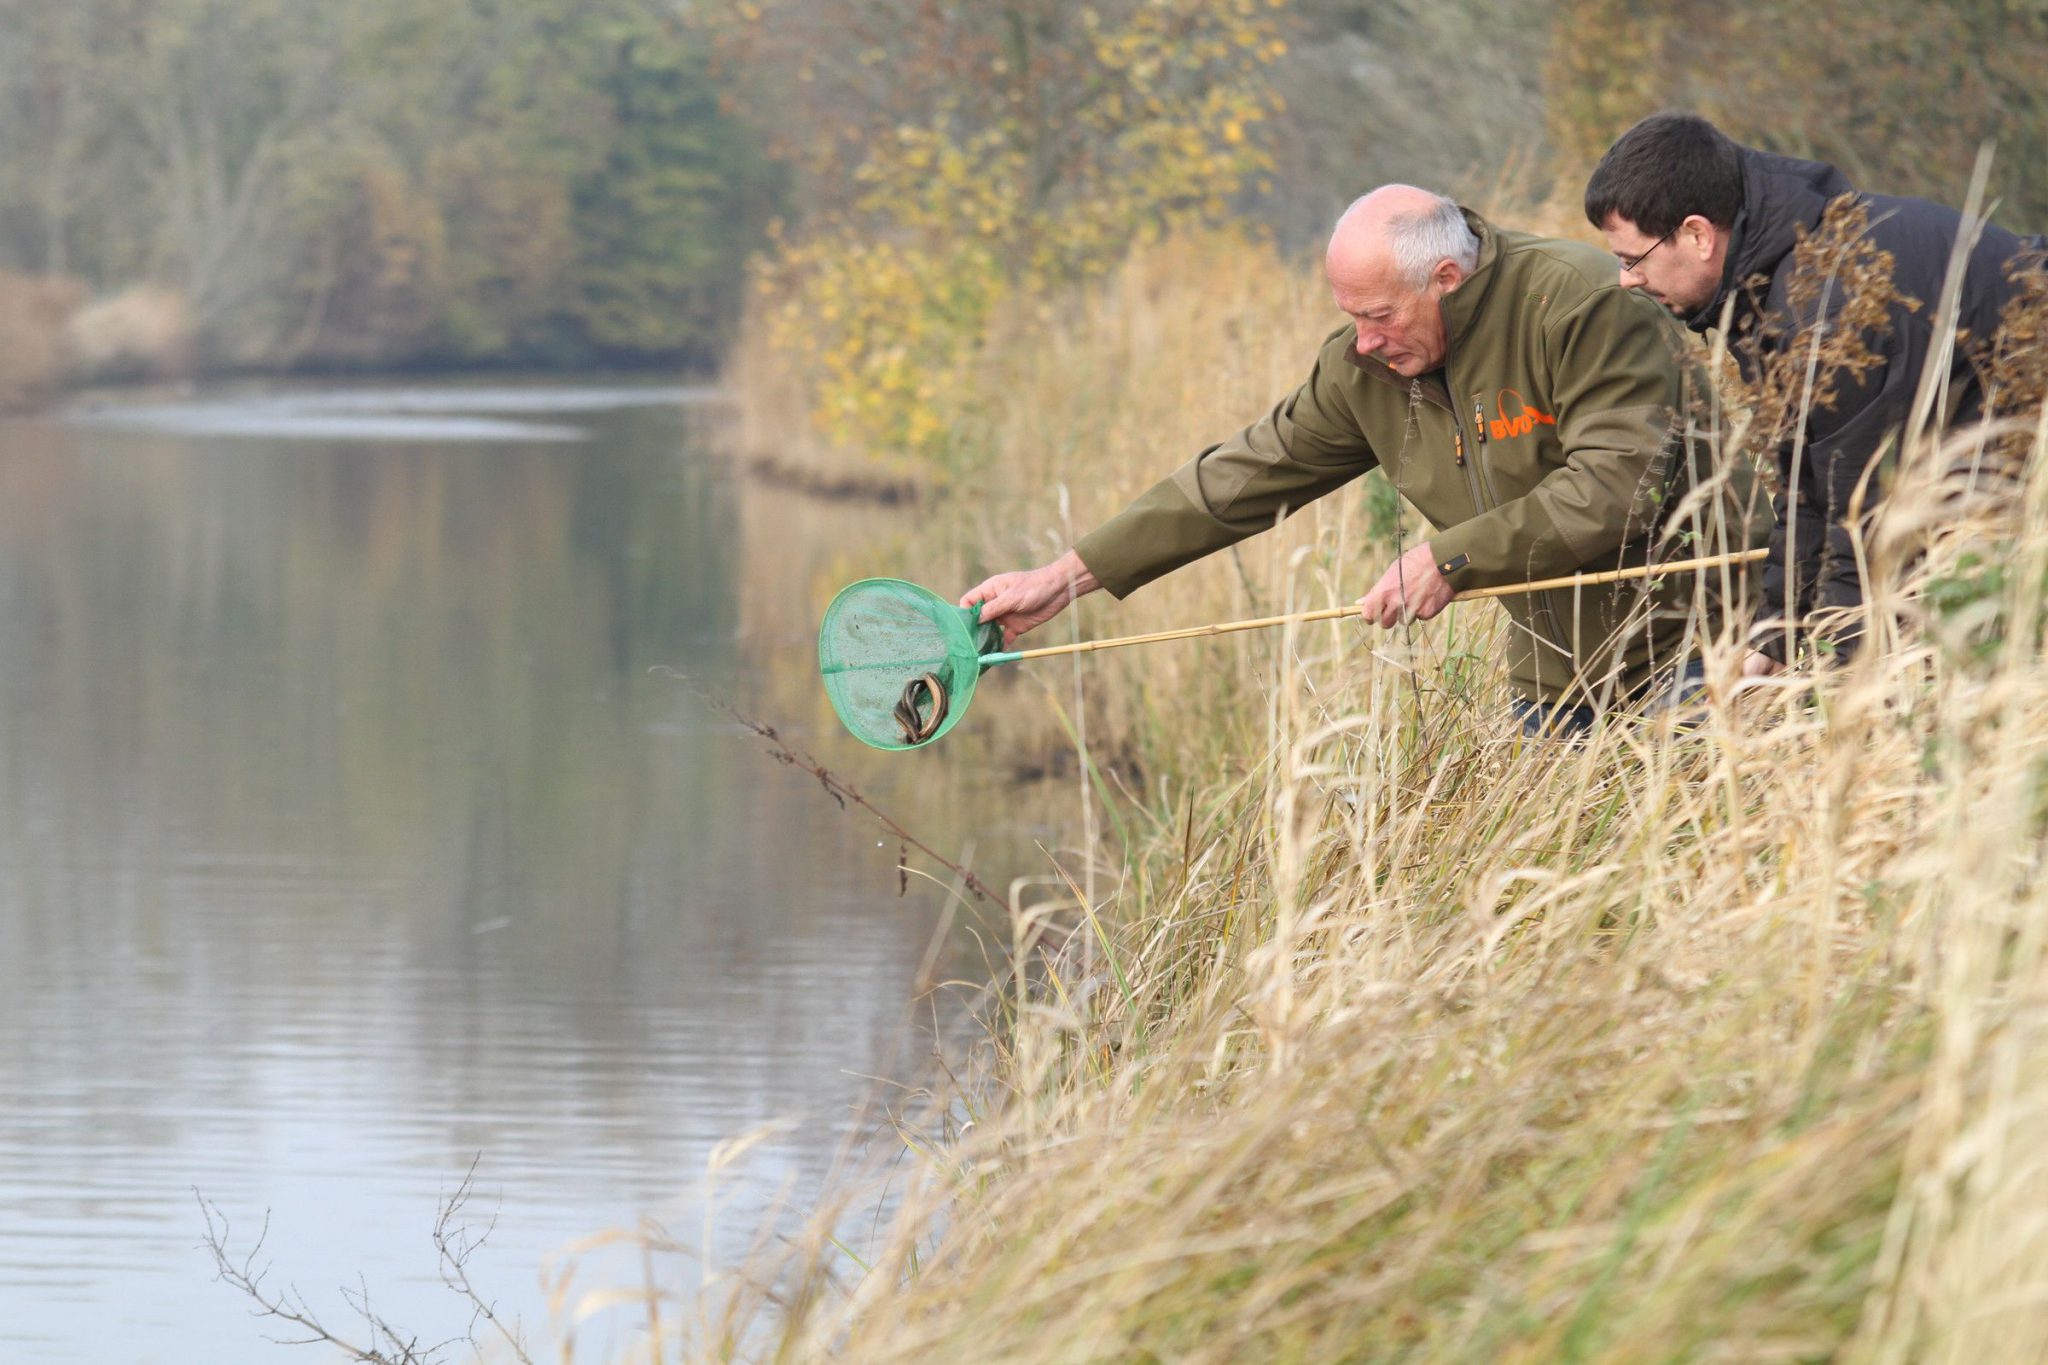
[340,1274,454,1363]
[435,1155,535,1365]
[656,673,1012,914]
[197,1164,531,1365]
[197,1192,412,1363]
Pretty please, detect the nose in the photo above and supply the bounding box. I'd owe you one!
[1354,321,1383,354]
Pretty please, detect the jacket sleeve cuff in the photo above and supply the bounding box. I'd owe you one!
[1424,501,1570,591]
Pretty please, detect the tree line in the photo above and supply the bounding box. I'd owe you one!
[0,0,2037,401]
[0,0,779,381]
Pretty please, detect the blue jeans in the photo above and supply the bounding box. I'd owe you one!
[1509,658,1709,739]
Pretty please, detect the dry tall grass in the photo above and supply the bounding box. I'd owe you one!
[678,230,2048,1363]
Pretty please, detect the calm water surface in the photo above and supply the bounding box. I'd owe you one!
[0,382,1000,1361]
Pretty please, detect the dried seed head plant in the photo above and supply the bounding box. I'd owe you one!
[1734,198,1920,461]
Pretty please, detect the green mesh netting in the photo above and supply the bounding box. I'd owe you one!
[818,578,1005,750]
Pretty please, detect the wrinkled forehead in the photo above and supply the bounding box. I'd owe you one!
[1325,239,1407,306]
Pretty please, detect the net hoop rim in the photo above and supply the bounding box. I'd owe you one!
[817,578,985,752]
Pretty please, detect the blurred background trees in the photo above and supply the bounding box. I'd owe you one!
[0,0,2039,397]
[1546,0,2048,229]
[0,0,780,377]
[702,0,1291,459]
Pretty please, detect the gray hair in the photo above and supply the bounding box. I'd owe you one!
[1371,192,1480,286]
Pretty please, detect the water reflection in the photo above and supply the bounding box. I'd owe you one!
[63,384,716,442]
[0,385,976,1361]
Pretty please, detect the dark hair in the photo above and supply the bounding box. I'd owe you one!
[1583,112,1745,238]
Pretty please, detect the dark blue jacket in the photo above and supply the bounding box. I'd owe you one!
[1686,148,2039,661]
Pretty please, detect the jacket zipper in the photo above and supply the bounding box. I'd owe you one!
[1437,370,1490,528]
[1444,350,1574,673]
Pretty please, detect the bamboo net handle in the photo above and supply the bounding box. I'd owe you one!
[991,547,1768,663]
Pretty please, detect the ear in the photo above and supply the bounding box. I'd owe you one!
[1680,214,1720,259]
[1433,258,1467,294]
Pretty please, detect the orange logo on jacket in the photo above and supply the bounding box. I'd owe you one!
[1487,388,1555,442]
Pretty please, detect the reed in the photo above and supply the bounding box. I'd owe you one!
[681,225,2048,1363]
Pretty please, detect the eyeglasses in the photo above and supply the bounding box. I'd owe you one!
[1617,231,1675,274]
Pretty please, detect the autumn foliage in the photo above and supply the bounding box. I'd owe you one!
[709,0,1292,464]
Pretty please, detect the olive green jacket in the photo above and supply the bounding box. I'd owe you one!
[1073,211,1764,705]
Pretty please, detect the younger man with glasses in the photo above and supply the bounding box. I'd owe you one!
[1586,111,2042,674]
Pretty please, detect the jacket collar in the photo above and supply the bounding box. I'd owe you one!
[1685,148,1854,334]
[1438,208,1505,355]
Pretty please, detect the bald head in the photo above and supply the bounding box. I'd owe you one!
[1324,185,1477,377]
[1328,185,1478,288]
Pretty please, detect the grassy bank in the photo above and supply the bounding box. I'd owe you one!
[701,231,2048,1361]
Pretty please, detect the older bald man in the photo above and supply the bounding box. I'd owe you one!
[962,186,1764,735]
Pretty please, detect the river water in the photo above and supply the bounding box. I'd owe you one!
[0,382,1009,1361]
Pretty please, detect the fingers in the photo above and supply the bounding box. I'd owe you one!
[1356,582,1444,628]
[963,568,1047,612]
[985,584,1039,624]
[1356,546,1452,630]
[996,604,1056,646]
[1356,594,1400,629]
[1356,568,1389,628]
[958,574,1009,609]
[960,569,1067,647]
[1411,581,1454,623]
[1356,565,1405,628]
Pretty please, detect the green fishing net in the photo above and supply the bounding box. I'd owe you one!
[818,578,1005,750]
